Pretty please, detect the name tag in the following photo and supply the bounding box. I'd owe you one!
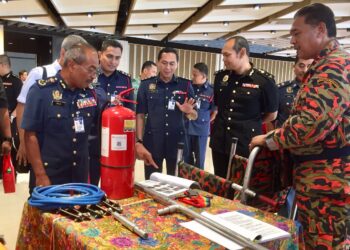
[242,83,259,89]
[196,99,201,109]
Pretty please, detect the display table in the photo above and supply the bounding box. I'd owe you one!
[16,190,299,249]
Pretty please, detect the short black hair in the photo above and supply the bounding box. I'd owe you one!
[0,54,11,67]
[141,60,156,72]
[295,3,336,37]
[193,62,208,76]
[19,69,27,76]
[101,39,123,53]
[228,36,250,56]
[157,47,179,62]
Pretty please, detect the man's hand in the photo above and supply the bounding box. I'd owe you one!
[1,141,11,155]
[249,134,267,151]
[35,173,51,187]
[16,143,28,166]
[176,98,196,114]
[135,143,158,169]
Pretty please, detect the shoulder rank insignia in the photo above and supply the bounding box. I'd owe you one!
[52,90,62,101]
[38,79,46,86]
[118,70,131,78]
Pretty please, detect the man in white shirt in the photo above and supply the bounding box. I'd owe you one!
[15,35,87,166]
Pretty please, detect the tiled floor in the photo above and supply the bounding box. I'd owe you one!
[0,144,214,250]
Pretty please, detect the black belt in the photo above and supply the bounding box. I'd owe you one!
[292,146,350,164]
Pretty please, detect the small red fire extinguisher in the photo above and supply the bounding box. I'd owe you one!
[100,89,136,199]
[2,154,16,193]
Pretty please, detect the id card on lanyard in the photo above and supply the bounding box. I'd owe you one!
[74,111,85,133]
[168,96,176,110]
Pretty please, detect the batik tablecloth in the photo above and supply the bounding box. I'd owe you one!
[16,190,299,249]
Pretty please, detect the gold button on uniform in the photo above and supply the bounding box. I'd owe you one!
[44,162,48,167]
[73,138,77,142]
[57,114,61,118]
[73,162,77,166]
[73,150,77,154]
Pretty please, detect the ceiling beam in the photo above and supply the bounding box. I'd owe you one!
[37,0,65,27]
[163,0,225,42]
[221,0,315,39]
[115,0,133,37]
[121,0,136,36]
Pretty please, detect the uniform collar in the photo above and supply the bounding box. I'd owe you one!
[318,39,339,59]
[193,80,209,89]
[1,71,12,79]
[157,74,177,84]
[56,71,82,92]
[99,69,118,79]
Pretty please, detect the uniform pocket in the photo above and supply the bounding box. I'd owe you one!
[47,106,69,133]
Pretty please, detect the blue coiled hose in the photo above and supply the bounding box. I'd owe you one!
[28,183,105,210]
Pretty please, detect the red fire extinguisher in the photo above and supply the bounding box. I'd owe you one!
[100,89,136,199]
[2,154,16,193]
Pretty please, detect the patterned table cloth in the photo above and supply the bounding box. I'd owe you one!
[16,191,299,249]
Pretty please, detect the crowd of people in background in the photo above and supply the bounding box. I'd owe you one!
[0,3,349,249]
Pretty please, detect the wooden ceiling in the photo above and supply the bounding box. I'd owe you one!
[0,0,349,57]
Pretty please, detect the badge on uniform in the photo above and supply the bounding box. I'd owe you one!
[286,86,293,93]
[168,97,176,110]
[221,75,229,86]
[149,83,157,93]
[52,90,65,106]
[74,114,85,133]
[77,97,97,109]
[242,83,259,89]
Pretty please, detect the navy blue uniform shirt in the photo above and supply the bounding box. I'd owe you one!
[1,71,22,113]
[185,81,215,136]
[210,67,278,157]
[136,75,195,159]
[276,79,300,128]
[22,73,98,190]
[95,69,134,110]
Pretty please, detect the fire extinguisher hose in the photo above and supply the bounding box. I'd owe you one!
[28,183,105,211]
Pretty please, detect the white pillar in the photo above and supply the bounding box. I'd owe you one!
[0,25,4,54]
[117,39,129,73]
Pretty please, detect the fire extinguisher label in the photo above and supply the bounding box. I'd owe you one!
[101,127,110,157]
[124,120,136,132]
[111,134,127,151]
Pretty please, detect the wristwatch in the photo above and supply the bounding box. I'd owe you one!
[136,138,143,144]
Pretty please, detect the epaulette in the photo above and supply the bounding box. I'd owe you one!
[214,69,226,75]
[277,80,292,88]
[37,77,57,87]
[256,69,275,80]
[117,70,131,78]
[141,76,157,82]
[11,72,20,78]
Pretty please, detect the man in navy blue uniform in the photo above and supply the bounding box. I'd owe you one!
[136,47,197,180]
[210,36,278,178]
[184,63,216,169]
[22,43,99,193]
[89,39,134,185]
[276,57,313,127]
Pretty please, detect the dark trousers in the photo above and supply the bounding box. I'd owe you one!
[144,157,176,180]
[184,134,208,169]
[89,155,100,186]
[212,150,229,178]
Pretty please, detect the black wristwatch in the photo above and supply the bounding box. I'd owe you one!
[3,137,12,143]
[136,138,143,144]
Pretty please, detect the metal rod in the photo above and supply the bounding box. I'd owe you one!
[240,146,261,204]
[135,183,267,250]
[111,211,148,239]
[226,137,238,180]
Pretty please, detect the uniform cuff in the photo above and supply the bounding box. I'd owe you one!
[266,131,279,151]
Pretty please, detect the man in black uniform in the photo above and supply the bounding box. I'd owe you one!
[276,57,313,127]
[0,55,22,171]
[210,36,278,178]
[0,55,22,117]
[0,78,12,179]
